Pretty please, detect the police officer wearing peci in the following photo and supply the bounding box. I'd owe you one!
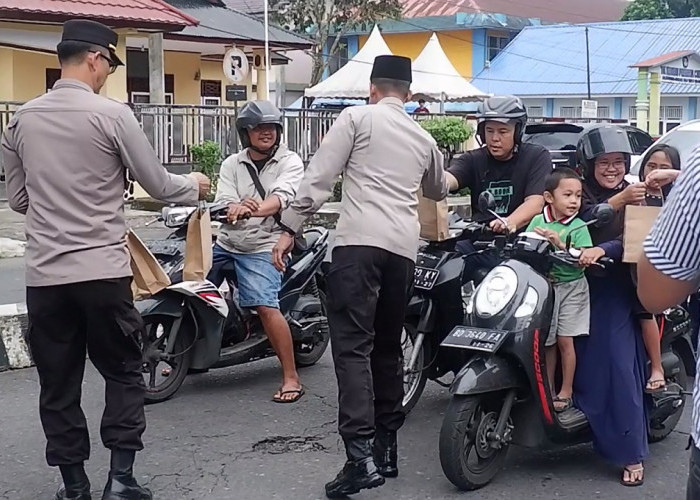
[272,55,448,498]
[0,20,209,500]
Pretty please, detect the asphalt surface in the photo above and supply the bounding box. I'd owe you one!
[0,352,693,500]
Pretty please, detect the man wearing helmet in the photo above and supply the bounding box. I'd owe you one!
[210,100,305,403]
[446,95,551,230]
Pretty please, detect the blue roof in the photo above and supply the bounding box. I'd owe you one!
[471,17,700,97]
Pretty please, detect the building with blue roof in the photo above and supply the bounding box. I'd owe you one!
[470,17,700,134]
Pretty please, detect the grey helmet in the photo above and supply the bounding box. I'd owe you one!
[236,100,284,154]
[576,125,633,179]
[476,95,528,146]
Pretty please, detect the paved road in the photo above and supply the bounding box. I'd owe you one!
[0,353,692,500]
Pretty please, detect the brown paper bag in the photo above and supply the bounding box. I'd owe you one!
[418,190,450,242]
[183,207,213,282]
[623,205,662,263]
[126,230,171,299]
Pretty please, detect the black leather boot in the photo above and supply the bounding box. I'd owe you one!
[373,429,398,478]
[55,464,92,500]
[325,438,385,498]
[101,450,152,500]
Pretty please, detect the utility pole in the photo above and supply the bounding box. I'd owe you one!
[585,27,591,99]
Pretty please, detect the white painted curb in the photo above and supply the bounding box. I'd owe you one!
[0,302,32,370]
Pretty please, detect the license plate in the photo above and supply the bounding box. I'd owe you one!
[440,326,509,353]
[414,266,439,290]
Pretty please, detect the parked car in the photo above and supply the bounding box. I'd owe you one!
[629,119,700,182]
[522,122,654,173]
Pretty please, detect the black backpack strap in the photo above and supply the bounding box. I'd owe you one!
[243,162,299,238]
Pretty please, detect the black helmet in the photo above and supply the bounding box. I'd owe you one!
[476,95,528,145]
[236,100,284,154]
[576,125,633,178]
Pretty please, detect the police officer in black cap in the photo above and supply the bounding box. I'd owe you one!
[272,55,447,497]
[1,19,210,500]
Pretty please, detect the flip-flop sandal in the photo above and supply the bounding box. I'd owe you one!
[553,396,572,413]
[272,387,305,404]
[621,465,644,487]
[645,379,667,394]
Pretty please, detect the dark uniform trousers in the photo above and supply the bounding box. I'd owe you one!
[26,277,146,466]
[326,245,415,440]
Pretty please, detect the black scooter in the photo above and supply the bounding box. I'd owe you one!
[402,214,496,413]
[136,205,331,404]
[437,193,695,491]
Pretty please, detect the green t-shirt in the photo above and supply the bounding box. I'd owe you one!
[525,213,593,282]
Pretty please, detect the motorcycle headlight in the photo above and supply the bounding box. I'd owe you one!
[515,286,539,318]
[474,266,518,318]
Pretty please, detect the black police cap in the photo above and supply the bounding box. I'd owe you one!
[59,19,124,66]
[370,55,412,84]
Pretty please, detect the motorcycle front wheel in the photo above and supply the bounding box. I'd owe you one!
[439,395,510,491]
[648,348,689,443]
[402,321,429,414]
[141,315,194,405]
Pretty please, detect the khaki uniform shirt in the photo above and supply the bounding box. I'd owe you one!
[280,97,448,262]
[214,144,304,254]
[0,79,199,287]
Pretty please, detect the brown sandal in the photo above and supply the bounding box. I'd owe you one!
[272,387,305,404]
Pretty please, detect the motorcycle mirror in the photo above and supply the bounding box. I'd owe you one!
[592,203,614,227]
[478,192,497,213]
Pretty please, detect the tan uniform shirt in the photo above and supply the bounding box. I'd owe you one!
[0,79,199,287]
[215,144,304,254]
[280,97,448,262]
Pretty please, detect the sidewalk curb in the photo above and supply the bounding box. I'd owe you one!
[0,303,32,371]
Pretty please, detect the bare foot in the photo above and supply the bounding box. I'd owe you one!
[621,463,644,486]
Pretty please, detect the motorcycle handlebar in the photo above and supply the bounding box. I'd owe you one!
[550,251,613,270]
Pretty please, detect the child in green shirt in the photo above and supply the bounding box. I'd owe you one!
[526,167,592,412]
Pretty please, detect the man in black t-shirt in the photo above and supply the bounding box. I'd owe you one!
[445,95,552,278]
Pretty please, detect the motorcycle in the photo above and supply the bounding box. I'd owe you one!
[401,213,498,413]
[436,193,695,491]
[135,204,331,404]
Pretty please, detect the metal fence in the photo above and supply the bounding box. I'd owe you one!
[0,101,479,200]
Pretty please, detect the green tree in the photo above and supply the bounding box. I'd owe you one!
[621,0,700,20]
[270,0,403,85]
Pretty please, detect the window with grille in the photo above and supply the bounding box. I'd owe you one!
[527,106,543,117]
[597,106,610,118]
[662,106,683,120]
[201,80,222,98]
[487,35,509,62]
[560,107,580,118]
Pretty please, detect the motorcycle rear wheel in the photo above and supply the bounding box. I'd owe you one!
[142,315,194,405]
[439,395,509,491]
[648,348,689,443]
[294,290,330,367]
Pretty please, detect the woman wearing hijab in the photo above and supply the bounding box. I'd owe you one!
[574,125,649,487]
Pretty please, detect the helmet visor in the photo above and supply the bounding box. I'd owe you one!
[580,127,633,160]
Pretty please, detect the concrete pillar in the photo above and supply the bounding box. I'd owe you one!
[255,49,269,100]
[0,48,14,101]
[101,34,128,102]
[648,71,661,137]
[148,33,165,104]
[635,68,649,133]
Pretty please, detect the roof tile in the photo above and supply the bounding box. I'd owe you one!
[0,0,197,27]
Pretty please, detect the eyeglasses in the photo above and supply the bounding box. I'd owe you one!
[91,51,118,74]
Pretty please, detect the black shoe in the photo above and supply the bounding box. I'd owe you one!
[101,450,152,500]
[373,430,398,478]
[56,464,92,500]
[324,458,385,498]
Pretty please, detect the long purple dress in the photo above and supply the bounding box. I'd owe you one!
[573,184,649,466]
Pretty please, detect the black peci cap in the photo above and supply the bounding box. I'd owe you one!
[59,19,124,66]
[370,55,412,84]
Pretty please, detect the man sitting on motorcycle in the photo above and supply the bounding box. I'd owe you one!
[209,100,305,403]
[445,95,552,280]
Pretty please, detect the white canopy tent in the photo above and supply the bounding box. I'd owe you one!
[304,25,392,99]
[411,33,490,112]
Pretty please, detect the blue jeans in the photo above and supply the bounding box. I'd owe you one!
[208,244,282,309]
